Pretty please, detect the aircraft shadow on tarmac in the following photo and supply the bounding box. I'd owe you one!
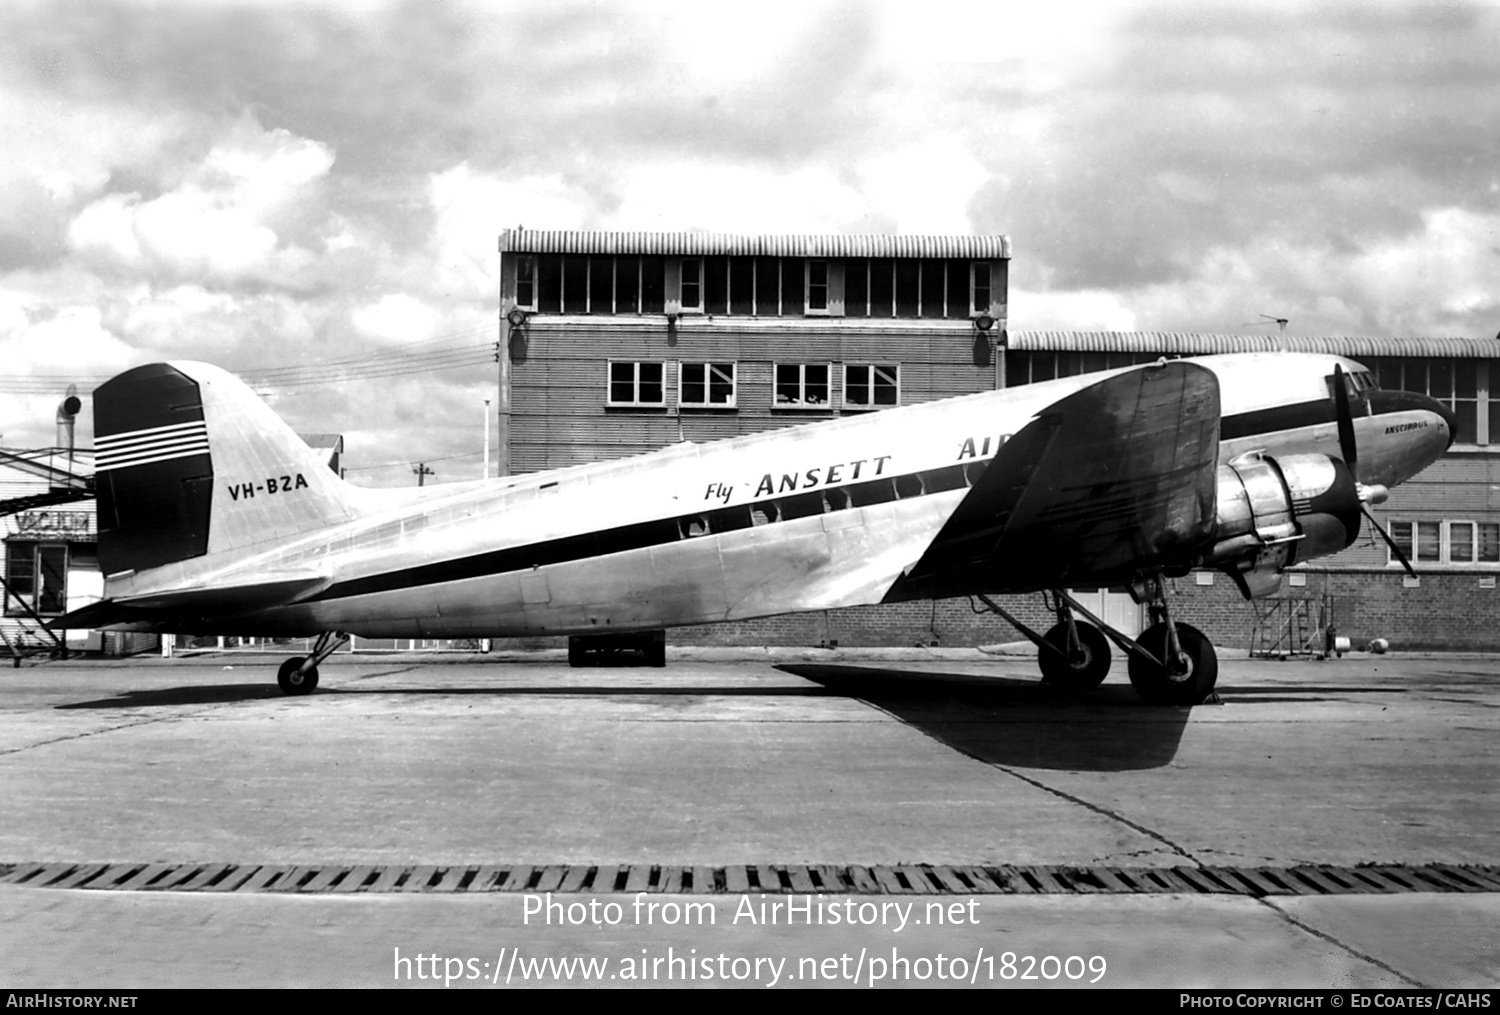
[775,663,1193,772]
[55,684,289,708]
[53,682,834,710]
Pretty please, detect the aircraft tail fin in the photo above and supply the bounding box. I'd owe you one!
[93,362,361,576]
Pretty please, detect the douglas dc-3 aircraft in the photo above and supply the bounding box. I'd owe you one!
[53,353,1452,705]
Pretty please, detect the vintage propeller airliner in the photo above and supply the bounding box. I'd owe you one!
[54,352,1452,704]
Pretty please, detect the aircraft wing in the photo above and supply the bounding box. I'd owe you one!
[889,360,1221,599]
[46,574,331,631]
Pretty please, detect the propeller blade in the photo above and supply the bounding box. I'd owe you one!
[1363,505,1416,578]
[1333,363,1358,472]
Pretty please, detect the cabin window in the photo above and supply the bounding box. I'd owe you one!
[774,363,831,409]
[679,362,736,408]
[607,361,666,407]
[844,363,900,409]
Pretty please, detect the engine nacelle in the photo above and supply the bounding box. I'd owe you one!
[1199,452,1362,598]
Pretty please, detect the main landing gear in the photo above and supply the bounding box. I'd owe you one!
[277,631,350,696]
[976,577,1219,705]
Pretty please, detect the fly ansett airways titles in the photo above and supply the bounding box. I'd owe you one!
[522,892,980,930]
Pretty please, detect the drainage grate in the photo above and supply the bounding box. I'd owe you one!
[3,861,1498,896]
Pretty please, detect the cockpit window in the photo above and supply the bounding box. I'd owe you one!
[1326,369,1377,399]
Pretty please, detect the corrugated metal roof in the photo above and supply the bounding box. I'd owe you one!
[500,230,1011,259]
[1009,332,1500,358]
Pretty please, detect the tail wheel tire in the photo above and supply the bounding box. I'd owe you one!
[1127,622,1217,705]
[277,656,319,695]
[1039,620,1111,691]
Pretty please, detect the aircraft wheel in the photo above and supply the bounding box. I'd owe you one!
[567,638,586,668]
[277,656,319,696]
[1127,622,1217,705]
[1038,621,1110,690]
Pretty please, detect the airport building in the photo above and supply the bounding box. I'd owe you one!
[498,229,1500,653]
[0,448,114,656]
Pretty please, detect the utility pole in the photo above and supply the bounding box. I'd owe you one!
[483,397,491,480]
[412,462,434,487]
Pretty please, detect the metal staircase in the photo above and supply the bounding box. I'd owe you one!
[1250,595,1332,659]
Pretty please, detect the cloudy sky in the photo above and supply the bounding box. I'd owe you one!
[2,0,1497,484]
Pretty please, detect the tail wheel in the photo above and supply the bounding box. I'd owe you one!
[1127,622,1217,705]
[1039,620,1111,691]
[277,656,319,695]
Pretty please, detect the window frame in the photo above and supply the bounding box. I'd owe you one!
[679,257,704,314]
[2,540,70,618]
[843,363,901,411]
[513,255,537,311]
[678,361,738,409]
[773,362,833,410]
[805,258,830,316]
[1388,518,1500,567]
[605,360,667,408]
[970,261,992,317]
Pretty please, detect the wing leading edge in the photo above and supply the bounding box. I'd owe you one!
[887,360,1221,599]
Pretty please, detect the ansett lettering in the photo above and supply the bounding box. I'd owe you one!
[753,456,892,498]
[227,473,309,501]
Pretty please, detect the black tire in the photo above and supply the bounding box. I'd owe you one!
[1127,622,1217,705]
[277,656,319,695]
[1038,620,1110,691]
[567,638,587,668]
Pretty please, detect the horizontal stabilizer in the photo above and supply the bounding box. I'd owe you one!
[47,574,330,631]
[889,361,1221,598]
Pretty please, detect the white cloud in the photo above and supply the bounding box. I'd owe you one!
[0,306,136,376]
[857,136,989,234]
[604,161,869,233]
[1345,207,1500,332]
[350,293,442,345]
[0,86,187,206]
[1010,286,1138,331]
[428,165,593,300]
[66,119,334,288]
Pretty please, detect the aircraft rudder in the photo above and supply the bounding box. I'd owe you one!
[93,362,358,576]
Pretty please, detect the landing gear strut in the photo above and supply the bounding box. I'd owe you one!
[1037,597,1111,692]
[277,631,349,696]
[1126,577,1218,705]
[975,579,1220,705]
